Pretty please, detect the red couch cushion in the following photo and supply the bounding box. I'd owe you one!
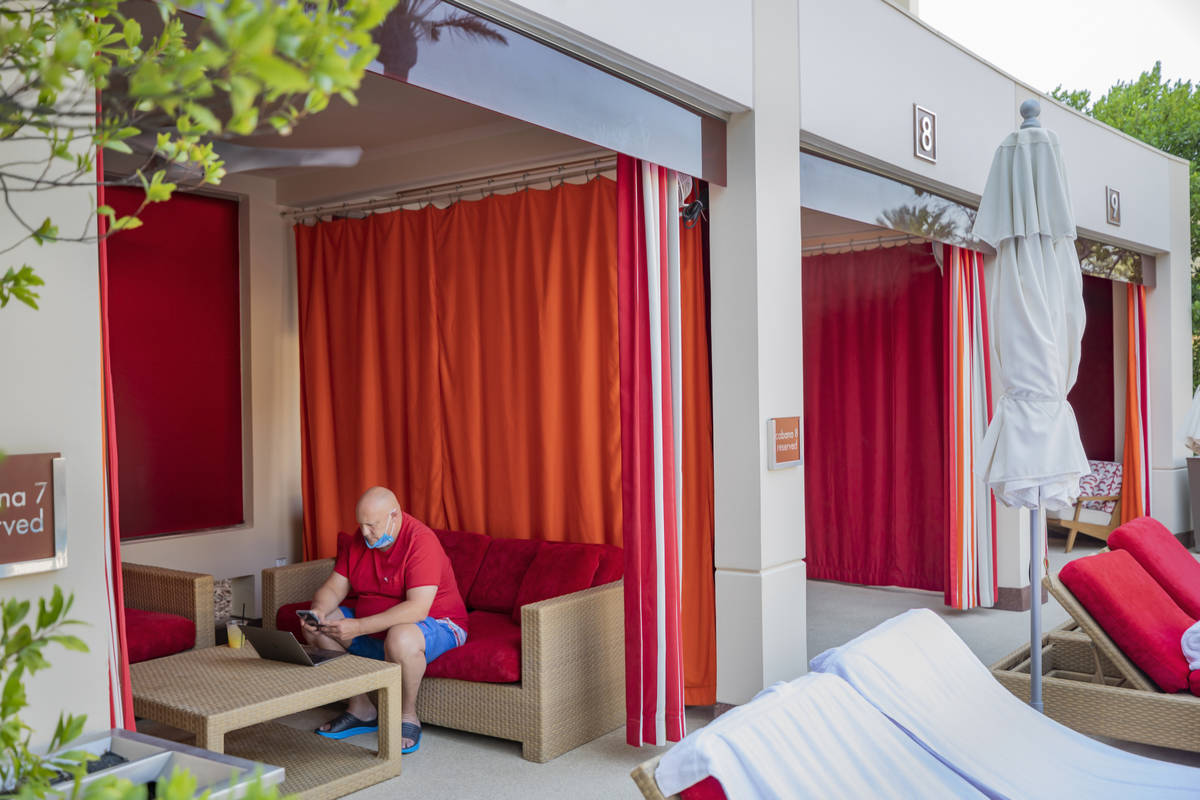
[1109,516,1200,619]
[276,601,309,639]
[433,529,491,600]
[425,610,522,682]
[1059,550,1197,694]
[125,607,196,664]
[466,538,541,614]
[512,542,601,622]
[593,544,624,585]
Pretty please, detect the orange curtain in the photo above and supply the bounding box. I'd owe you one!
[294,178,715,701]
[679,218,716,705]
[1120,283,1150,522]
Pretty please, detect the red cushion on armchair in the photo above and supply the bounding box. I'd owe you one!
[1109,516,1200,619]
[511,543,601,622]
[1059,550,1197,694]
[466,538,541,614]
[276,601,309,639]
[425,610,522,682]
[592,544,624,585]
[433,529,492,599]
[125,607,196,663]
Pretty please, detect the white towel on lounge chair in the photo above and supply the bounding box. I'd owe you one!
[1182,620,1200,671]
[810,609,1200,799]
[654,672,985,799]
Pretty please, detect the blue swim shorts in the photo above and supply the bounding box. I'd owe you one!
[336,606,465,664]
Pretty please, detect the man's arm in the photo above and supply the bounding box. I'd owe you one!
[307,571,351,626]
[323,585,437,639]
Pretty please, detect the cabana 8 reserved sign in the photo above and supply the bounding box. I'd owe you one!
[0,452,67,576]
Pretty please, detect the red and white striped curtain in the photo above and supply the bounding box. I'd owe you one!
[617,154,685,747]
[96,141,136,729]
[1121,283,1151,521]
[944,245,997,610]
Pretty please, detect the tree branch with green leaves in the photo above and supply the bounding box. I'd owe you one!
[0,0,399,310]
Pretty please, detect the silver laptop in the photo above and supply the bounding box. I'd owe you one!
[242,626,346,666]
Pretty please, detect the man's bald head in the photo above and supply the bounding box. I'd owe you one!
[356,487,401,548]
[356,486,399,519]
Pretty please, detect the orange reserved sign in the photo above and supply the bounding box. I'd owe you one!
[0,453,59,565]
[768,417,801,470]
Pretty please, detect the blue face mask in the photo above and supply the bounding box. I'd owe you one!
[366,511,397,550]
[366,532,394,550]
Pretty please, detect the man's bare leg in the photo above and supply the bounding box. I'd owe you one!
[384,623,427,750]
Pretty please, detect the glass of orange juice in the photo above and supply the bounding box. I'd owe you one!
[226,619,246,648]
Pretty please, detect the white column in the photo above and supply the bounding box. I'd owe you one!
[1146,158,1194,533]
[709,0,806,704]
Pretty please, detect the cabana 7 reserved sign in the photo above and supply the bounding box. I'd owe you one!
[0,452,67,576]
[768,418,802,470]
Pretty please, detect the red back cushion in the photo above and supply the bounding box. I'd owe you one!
[1059,550,1196,694]
[593,544,624,585]
[124,607,196,663]
[512,542,602,622]
[433,529,492,600]
[466,537,542,614]
[1109,516,1200,618]
[276,601,309,639]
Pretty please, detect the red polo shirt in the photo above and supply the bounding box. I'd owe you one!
[333,513,467,638]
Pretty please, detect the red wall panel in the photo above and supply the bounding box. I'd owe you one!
[106,188,244,538]
[1069,275,1116,463]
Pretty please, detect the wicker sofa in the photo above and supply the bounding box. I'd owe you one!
[261,530,624,762]
[122,562,215,662]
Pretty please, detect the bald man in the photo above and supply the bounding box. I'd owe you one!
[300,487,467,754]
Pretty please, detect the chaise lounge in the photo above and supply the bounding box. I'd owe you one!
[633,609,1200,799]
[992,516,1200,753]
[262,529,624,761]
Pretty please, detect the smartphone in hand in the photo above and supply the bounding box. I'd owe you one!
[296,609,322,628]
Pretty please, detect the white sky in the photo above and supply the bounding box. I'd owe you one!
[918,0,1200,102]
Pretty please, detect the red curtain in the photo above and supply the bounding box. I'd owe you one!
[105,188,244,537]
[802,245,946,591]
[295,176,716,705]
[96,145,135,728]
[1068,275,1115,462]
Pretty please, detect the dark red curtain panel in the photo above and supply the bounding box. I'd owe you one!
[802,244,947,591]
[1068,275,1115,462]
[106,188,244,538]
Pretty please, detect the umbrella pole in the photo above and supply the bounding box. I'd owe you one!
[1029,501,1044,713]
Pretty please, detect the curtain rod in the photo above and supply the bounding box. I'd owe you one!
[283,155,618,222]
[801,233,928,256]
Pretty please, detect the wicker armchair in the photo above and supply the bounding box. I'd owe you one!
[122,562,216,649]
[262,559,625,762]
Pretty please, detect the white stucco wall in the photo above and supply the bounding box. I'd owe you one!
[798,0,1194,591]
[0,143,112,746]
[121,174,303,615]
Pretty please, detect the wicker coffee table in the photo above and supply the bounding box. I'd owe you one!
[130,645,404,800]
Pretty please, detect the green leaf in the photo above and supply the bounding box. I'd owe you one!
[123,18,142,48]
[48,635,88,653]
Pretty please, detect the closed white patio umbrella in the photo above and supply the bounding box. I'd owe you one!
[973,99,1089,712]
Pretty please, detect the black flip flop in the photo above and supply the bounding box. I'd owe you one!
[315,711,379,739]
[401,721,422,754]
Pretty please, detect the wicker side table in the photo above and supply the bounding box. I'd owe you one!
[131,645,403,799]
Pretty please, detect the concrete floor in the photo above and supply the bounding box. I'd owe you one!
[260,531,1200,798]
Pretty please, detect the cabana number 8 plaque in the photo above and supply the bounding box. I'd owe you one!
[767,417,802,470]
[0,452,67,577]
